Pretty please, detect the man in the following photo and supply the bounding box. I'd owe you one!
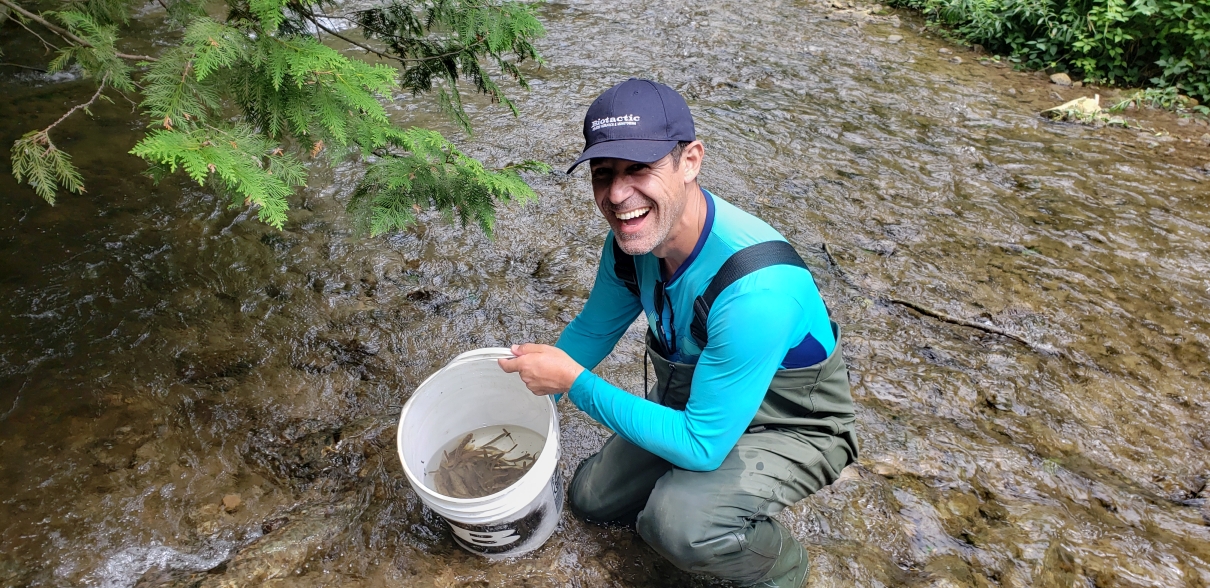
[498,78,858,587]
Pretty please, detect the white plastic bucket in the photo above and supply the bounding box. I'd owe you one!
[396,348,563,558]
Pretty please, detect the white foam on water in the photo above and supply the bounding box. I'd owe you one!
[86,541,235,588]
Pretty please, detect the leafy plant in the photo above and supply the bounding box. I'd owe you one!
[1041,95,1130,126]
[883,0,1210,103]
[1109,87,1199,113]
[3,0,547,235]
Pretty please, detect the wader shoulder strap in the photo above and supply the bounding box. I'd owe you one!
[689,241,808,348]
[612,237,640,297]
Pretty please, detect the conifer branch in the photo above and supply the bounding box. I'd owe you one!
[8,0,547,235]
[10,11,62,52]
[44,75,110,133]
[0,0,157,61]
[299,8,485,65]
[0,0,80,43]
[300,11,393,61]
[9,75,108,203]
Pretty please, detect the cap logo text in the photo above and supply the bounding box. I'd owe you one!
[591,114,640,131]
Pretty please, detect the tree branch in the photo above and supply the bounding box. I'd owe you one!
[0,0,89,46]
[302,12,397,63]
[115,51,158,62]
[0,62,49,72]
[0,0,158,61]
[10,10,61,53]
[300,8,485,65]
[886,297,1036,347]
[821,241,857,286]
[38,74,109,137]
[822,242,1060,356]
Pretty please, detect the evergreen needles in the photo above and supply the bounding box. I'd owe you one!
[6,0,548,235]
[11,130,86,205]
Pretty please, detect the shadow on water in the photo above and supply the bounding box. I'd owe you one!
[3,0,1210,585]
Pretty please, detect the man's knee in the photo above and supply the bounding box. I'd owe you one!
[568,456,612,521]
[635,480,712,569]
[568,436,672,524]
[635,475,767,575]
[635,470,791,585]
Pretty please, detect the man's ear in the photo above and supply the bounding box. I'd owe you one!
[681,141,705,184]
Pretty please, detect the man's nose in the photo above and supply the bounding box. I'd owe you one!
[606,174,635,203]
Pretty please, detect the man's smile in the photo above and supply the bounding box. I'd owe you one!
[616,207,650,221]
[614,206,652,233]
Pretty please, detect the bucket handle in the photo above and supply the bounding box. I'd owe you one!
[448,347,517,365]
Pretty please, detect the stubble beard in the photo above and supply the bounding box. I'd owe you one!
[613,190,685,256]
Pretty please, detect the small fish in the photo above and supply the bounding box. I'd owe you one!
[428,429,538,499]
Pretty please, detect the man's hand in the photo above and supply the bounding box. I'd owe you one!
[497,344,585,396]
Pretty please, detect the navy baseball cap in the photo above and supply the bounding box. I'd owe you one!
[567,78,696,173]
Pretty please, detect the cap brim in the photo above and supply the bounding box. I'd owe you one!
[566,139,680,174]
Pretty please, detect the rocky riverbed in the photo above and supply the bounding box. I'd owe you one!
[2,0,1209,586]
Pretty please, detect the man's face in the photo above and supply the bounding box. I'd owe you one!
[589,153,688,256]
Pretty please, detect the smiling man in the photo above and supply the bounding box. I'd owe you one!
[498,78,858,587]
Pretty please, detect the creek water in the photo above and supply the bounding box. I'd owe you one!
[2,0,1210,585]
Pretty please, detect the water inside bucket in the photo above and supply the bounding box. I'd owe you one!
[425,424,546,499]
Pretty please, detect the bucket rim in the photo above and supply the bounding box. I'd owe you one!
[396,349,559,508]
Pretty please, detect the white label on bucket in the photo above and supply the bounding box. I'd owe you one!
[449,524,521,547]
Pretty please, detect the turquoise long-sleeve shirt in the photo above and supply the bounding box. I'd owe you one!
[555,190,835,471]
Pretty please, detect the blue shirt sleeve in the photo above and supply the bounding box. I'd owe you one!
[566,286,808,471]
[554,234,643,371]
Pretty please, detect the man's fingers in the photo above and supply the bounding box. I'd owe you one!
[497,343,574,396]
[497,356,521,373]
[511,342,547,356]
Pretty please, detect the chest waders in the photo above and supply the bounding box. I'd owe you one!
[568,241,859,587]
[619,239,859,452]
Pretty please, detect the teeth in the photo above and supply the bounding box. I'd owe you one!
[616,207,650,220]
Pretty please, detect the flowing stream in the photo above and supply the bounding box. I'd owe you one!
[2,0,1210,585]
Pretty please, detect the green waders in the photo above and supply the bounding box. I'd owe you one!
[569,322,859,587]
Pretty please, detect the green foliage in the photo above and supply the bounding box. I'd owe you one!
[11,130,85,204]
[355,0,546,132]
[47,9,136,92]
[1109,87,1204,113]
[885,0,1210,102]
[347,128,549,236]
[130,123,305,228]
[74,0,132,26]
[7,0,548,237]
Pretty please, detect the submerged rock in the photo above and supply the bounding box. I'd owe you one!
[136,499,360,588]
[244,414,395,493]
